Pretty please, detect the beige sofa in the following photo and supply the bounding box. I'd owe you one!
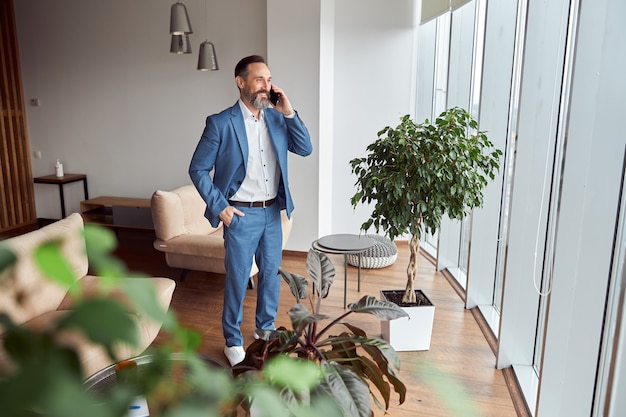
[0,213,176,378]
[151,184,293,282]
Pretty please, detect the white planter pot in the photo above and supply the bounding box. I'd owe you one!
[380,290,435,351]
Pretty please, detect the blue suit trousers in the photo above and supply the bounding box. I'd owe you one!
[222,204,282,347]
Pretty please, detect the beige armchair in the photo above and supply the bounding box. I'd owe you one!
[151,185,293,283]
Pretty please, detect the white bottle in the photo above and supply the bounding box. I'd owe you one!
[54,159,64,177]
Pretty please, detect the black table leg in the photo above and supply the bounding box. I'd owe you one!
[358,252,362,292]
[343,254,348,309]
[83,177,89,200]
[58,184,66,218]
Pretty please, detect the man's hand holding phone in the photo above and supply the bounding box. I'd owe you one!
[269,85,294,117]
[269,88,281,105]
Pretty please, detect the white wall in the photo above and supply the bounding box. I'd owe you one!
[267,0,322,251]
[15,0,266,221]
[331,0,416,235]
[15,0,419,251]
[269,0,418,242]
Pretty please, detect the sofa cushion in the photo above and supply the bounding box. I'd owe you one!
[57,275,176,314]
[151,189,186,241]
[151,185,220,241]
[155,233,226,257]
[174,185,216,235]
[0,213,88,327]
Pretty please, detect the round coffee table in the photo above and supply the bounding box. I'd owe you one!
[84,353,229,393]
[312,234,374,308]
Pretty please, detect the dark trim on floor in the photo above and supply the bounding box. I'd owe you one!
[441,267,466,301]
[419,245,437,266]
[282,249,307,259]
[470,307,497,354]
[503,366,533,417]
[469,308,531,416]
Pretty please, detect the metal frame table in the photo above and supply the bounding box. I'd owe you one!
[312,234,374,308]
[34,173,89,219]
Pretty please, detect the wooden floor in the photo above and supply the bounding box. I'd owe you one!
[114,229,521,417]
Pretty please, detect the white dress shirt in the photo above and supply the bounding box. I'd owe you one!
[230,100,280,202]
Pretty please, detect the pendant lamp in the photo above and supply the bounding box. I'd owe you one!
[170,34,192,54]
[197,0,218,71]
[198,41,219,71]
[170,2,192,35]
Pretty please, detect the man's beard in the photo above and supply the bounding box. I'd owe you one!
[246,88,271,110]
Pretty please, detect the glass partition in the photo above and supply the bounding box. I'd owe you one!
[414,0,626,414]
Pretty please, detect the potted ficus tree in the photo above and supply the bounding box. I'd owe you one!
[349,107,502,350]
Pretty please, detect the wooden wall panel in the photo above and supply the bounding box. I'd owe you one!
[0,0,37,234]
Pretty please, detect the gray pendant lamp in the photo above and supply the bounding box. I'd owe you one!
[198,41,218,71]
[170,2,192,35]
[197,0,218,71]
[170,34,192,54]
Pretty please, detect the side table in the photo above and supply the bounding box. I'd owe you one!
[34,173,89,219]
[80,196,153,230]
[312,234,374,308]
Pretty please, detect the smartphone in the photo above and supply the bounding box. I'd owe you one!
[269,88,280,105]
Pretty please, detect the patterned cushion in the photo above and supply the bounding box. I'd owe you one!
[346,235,397,269]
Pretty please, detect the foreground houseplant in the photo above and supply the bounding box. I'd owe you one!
[350,107,502,304]
[0,224,338,417]
[237,249,409,417]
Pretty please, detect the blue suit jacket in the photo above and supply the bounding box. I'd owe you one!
[189,102,313,227]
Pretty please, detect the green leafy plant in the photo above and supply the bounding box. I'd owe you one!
[0,225,336,417]
[350,107,502,304]
[237,249,409,417]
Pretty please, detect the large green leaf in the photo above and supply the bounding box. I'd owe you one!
[262,355,323,393]
[242,384,292,417]
[322,333,402,411]
[83,224,130,279]
[278,267,308,300]
[348,294,409,320]
[0,354,113,417]
[59,297,138,360]
[277,329,303,350]
[184,353,236,399]
[321,362,371,417]
[1,321,82,377]
[287,303,328,335]
[357,355,392,410]
[362,344,406,404]
[339,322,367,339]
[83,223,117,257]
[324,332,358,363]
[325,333,401,373]
[34,240,77,289]
[306,250,335,298]
[119,278,176,329]
[0,244,16,276]
[163,325,203,355]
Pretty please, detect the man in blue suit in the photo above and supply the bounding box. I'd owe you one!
[189,55,313,366]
